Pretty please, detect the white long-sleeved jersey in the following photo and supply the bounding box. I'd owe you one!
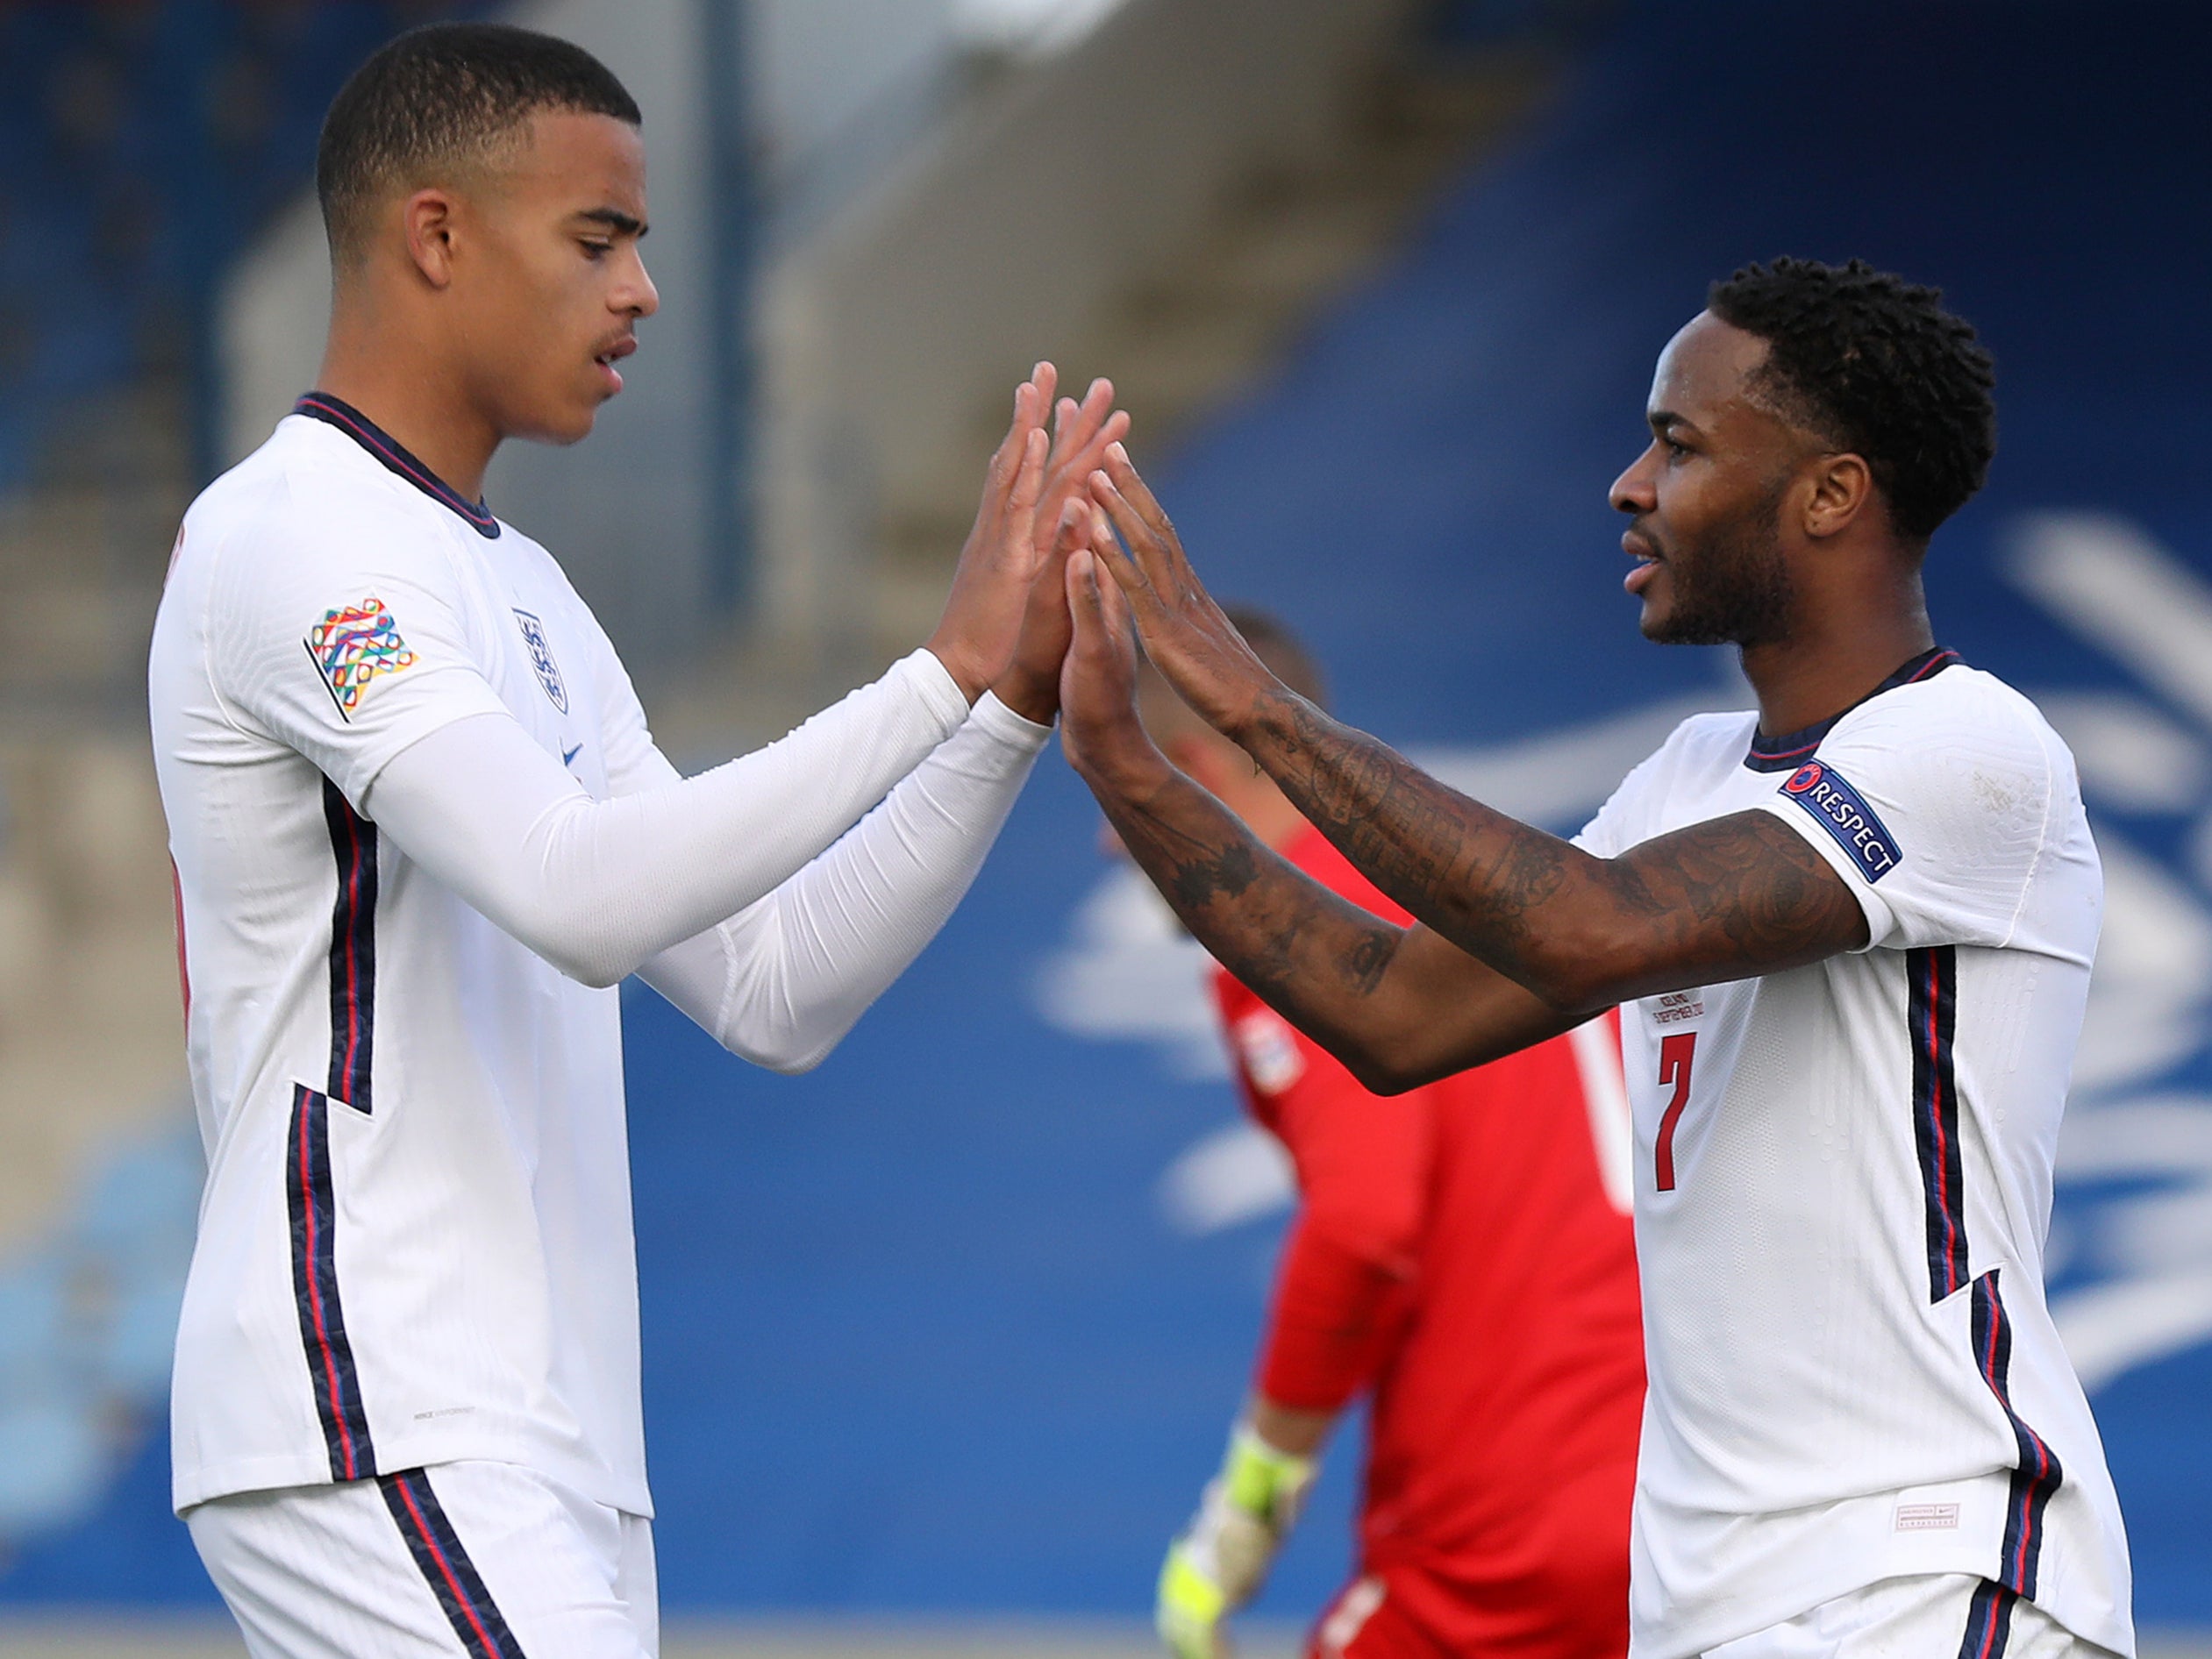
[151,396,1045,1517]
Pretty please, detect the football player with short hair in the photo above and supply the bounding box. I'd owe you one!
[1141,610,1645,1659]
[1060,260,2135,1658]
[151,22,1122,1657]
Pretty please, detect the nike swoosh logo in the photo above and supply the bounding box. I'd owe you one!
[562,743,583,767]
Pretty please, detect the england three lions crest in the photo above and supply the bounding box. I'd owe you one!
[512,609,568,714]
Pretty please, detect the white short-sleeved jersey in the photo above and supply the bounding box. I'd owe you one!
[148,398,955,1519]
[1573,650,2133,1659]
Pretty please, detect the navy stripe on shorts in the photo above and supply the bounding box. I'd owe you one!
[1956,1578,2019,1659]
[379,1469,529,1659]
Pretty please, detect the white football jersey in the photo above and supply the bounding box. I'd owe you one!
[149,398,957,1519]
[1573,651,2133,1659]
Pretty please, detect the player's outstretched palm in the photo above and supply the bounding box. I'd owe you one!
[992,499,1100,724]
[927,364,1053,701]
[1058,527,1166,788]
[991,377,1132,727]
[929,367,1131,707]
[1039,375,1130,561]
[1085,445,1284,741]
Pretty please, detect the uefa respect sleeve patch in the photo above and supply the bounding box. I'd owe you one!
[306,596,417,720]
[1778,760,1901,883]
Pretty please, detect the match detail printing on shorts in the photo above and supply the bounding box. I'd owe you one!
[1573,655,2133,1659]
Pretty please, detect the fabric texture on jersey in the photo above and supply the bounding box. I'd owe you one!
[189,1460,656,1659]
[293,779,382,1482]
[1973,1272,2064,1602]
[1701,1572,2123,1659]
[151,407,1043,1519]
[1961,1580,2022,1659]
[1572,659,2133,1658]
[1213,824,1644,1659]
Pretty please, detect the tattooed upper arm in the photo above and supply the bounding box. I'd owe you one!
[1596,808,1868,998]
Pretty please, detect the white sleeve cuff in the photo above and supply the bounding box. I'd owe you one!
[966,689,1055,753]
[901,648,981,739]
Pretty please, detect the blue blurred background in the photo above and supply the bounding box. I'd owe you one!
[2,0,2208,1648]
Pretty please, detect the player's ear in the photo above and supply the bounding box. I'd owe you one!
[1801,451,1873,542]
[401,188,460,288]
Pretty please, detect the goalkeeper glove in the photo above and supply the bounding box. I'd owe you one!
[1156,1424,1317,1659]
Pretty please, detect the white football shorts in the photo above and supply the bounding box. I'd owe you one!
[186,1461,656,1659]
[1703,1572,2125,1659]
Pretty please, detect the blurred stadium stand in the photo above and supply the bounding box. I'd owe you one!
[5,0,2212,1654]
[223,0,1590,728]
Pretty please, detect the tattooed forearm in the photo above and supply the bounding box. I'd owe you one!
[1481,831,1572,932]
[1073,747,1581,1088]
[1272,694,1468,900]
[1162,836,1258,913]
[1107,771,1402,1031]
[1240,691,1867,1005]
[1338,926,1395,995]
[1248,688,1586,981]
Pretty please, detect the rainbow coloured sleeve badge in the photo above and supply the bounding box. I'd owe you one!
[306,596,418,718]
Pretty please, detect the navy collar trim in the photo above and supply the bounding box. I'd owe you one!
[294,393,500,538]
[1742,646,1961,773]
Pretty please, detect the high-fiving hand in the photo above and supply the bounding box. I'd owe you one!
[1080,443,1287,744]
[926,364,1131,724]
[1057,533,1164,792]
[1040,374,1132,564]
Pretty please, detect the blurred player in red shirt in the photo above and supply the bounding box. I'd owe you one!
[1144,613,1646,1659]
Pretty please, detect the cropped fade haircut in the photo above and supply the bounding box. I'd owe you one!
[1707,258,1996,545]
[316,22,640,260]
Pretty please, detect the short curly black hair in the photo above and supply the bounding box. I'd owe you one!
[1706,258,1996,544]
[318,22,639,260]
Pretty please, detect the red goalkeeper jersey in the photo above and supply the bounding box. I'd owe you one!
[1211,825,1645,1657]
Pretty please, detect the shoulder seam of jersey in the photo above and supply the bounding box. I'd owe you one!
[1998,712,2064,951]
[196,492,292,750]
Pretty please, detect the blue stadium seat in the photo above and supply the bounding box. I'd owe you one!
[0,1,488,493]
